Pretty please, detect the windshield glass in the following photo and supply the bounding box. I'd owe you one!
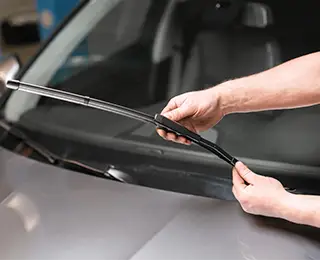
[12,0,219,154]
[15,0,221,149]
[3,0,320,200]
[7,0,320,170]
[42,0,168,108]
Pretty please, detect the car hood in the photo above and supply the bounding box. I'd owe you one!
[0,147,319,259]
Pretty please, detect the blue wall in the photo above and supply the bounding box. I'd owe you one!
[37,0,81,39]
[36,0,88,56]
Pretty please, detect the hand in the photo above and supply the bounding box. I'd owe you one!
[157,88,224,144]
[232,161,290,219]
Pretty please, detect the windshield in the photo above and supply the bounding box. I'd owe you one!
[9,0,221,152]
[3,0,320,199]
[56,2,158,99]
[42,0,165,108]
[0,0,240,199]
[4,0,320,171]
[4,1,216,157]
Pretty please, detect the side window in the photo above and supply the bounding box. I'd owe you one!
[44,0,170,109]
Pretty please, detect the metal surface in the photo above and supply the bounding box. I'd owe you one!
[0,55,21,94]
[0,147,319,259]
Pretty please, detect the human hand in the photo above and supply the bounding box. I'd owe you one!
[157,88,224,144]
[232,161,290,219]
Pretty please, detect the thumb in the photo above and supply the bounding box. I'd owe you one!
[235,161,257,185]
[162,104,190,122]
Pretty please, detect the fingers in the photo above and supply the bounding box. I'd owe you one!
[156,125,192,145]
[162,105,190,123]
[232,167,247,192]
[158,98,194,145]
[161,98,179,114]
[232,168,251,213]
[156,128,192,145]
[161,95,191,122]
[234,161,257,185]
[156,128,166,139]
[176,136,192,145]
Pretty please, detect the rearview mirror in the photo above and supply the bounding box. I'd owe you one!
[0,54,21,96]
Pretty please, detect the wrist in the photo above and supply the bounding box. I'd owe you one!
[276,191,296,220]
[277,192,313,226]
[209,80,243,116]
[206,84,229,116]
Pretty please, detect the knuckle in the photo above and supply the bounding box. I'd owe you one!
[172,109,181,118]
[242,167,251,175]
[181,96,195,107]
[168,98,176,105]
[183,97,193,106]
[242,168,253,178]
[167,97,179,108]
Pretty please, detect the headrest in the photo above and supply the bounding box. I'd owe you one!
[196,1,273,29]
[201,0,245,28]
[242,2,273,28]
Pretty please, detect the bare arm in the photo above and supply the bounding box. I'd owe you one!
[215,51,320,115]
[158,51,320,144]
[281,193,320,228]
[221,52,320,227]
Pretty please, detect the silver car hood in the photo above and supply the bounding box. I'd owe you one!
[0,147,319,259]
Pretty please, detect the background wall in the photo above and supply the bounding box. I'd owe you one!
[0,0,39,64]
[0,0,36,20]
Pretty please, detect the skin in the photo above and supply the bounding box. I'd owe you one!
[157,51,320,228]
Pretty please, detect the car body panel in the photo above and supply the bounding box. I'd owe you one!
[0,147,319,259]
[1,1,320,258]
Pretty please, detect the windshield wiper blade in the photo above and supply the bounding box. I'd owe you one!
[6,79,238,166]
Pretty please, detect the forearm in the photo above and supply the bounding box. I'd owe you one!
[214,51,320,115]
[280,193,320,228]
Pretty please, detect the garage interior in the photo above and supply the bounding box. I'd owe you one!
[0,0,39,64]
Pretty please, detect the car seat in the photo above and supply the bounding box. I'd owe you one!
[164,1,320,167]
[168,1,281,112]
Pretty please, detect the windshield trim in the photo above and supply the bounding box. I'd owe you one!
[0,0,90,110]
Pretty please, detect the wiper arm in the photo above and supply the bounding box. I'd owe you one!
[7,80,155,124]
[0,119,134,183]
[6,80,238,167]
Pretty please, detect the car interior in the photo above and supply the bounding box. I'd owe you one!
[9,0,320,198]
